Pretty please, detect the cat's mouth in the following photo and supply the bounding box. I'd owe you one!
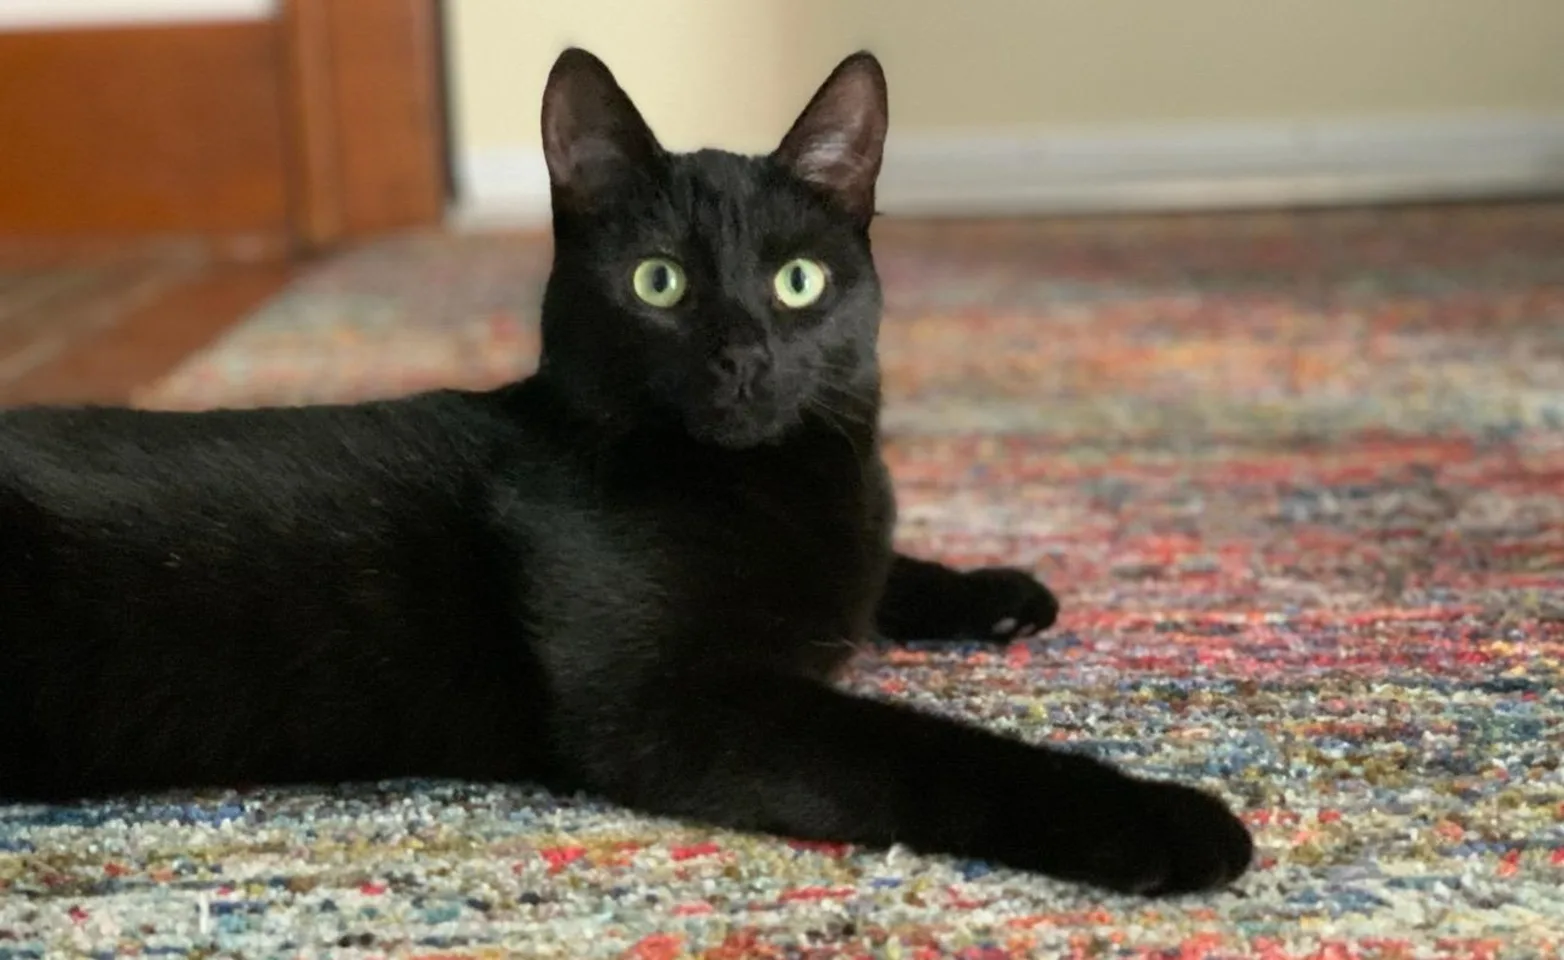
[685,406,801,449]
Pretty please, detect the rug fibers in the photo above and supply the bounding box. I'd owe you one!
[4,204,1564,958]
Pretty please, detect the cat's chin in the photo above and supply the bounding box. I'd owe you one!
[686,411,800,450]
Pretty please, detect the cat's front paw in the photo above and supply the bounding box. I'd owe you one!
[1084,780,1254,896]
[960,567,1060,642]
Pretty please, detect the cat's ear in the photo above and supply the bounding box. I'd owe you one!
[541,48,663,211]
[774,51,888,225]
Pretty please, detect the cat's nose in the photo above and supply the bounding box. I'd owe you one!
[712,346,773,395]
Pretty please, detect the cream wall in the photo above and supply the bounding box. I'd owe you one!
[444,0,839,155]
[448,0,1564,150]
[445,0,1564,220]
[840,0,1564,131]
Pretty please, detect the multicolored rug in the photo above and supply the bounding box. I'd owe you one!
[5,204,1564,958]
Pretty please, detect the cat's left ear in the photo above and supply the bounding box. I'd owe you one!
[541,47,663,212]
[774,51,888,225]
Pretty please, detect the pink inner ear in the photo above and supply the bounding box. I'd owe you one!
[793,133,856,183]
[784,121,881,218]
[564,136,626,178]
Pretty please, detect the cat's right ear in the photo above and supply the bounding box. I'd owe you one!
[541,48,663,211]
[774,51,889,226]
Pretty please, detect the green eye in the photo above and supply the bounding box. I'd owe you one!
[773,258,827,309]
[632,258,687,307]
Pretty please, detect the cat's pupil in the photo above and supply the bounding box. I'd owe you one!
[652,265,670,292]
[788,265,805,292]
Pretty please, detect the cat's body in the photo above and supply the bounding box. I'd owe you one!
[0,378,886,795]
[0,49,1252,896]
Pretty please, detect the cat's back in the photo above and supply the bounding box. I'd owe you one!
[0,389,554,797]
[0,391,503,515]
[0,389,528,619]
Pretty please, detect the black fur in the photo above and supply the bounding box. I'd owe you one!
[0,49,1252,895]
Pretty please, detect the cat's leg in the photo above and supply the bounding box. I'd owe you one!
[555,672,1252,896]
[875,553,1059,644]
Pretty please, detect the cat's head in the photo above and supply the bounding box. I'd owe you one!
[536,48,888,449]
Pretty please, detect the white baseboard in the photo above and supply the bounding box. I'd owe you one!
[450,112,1564,230]
[450,148,553,231]
[0,1,274,29]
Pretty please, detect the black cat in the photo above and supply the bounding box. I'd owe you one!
[0,49,1251,895]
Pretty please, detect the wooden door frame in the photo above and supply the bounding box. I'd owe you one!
[281,0,449,252]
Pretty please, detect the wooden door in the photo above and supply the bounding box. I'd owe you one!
[0,0,448,260]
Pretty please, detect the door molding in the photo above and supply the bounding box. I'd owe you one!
[282,0,447,250]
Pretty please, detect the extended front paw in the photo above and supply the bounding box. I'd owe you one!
[1080,780,1255,896]
[960,567,1060,642]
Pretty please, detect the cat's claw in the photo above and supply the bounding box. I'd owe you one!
[961,567,1059,643]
